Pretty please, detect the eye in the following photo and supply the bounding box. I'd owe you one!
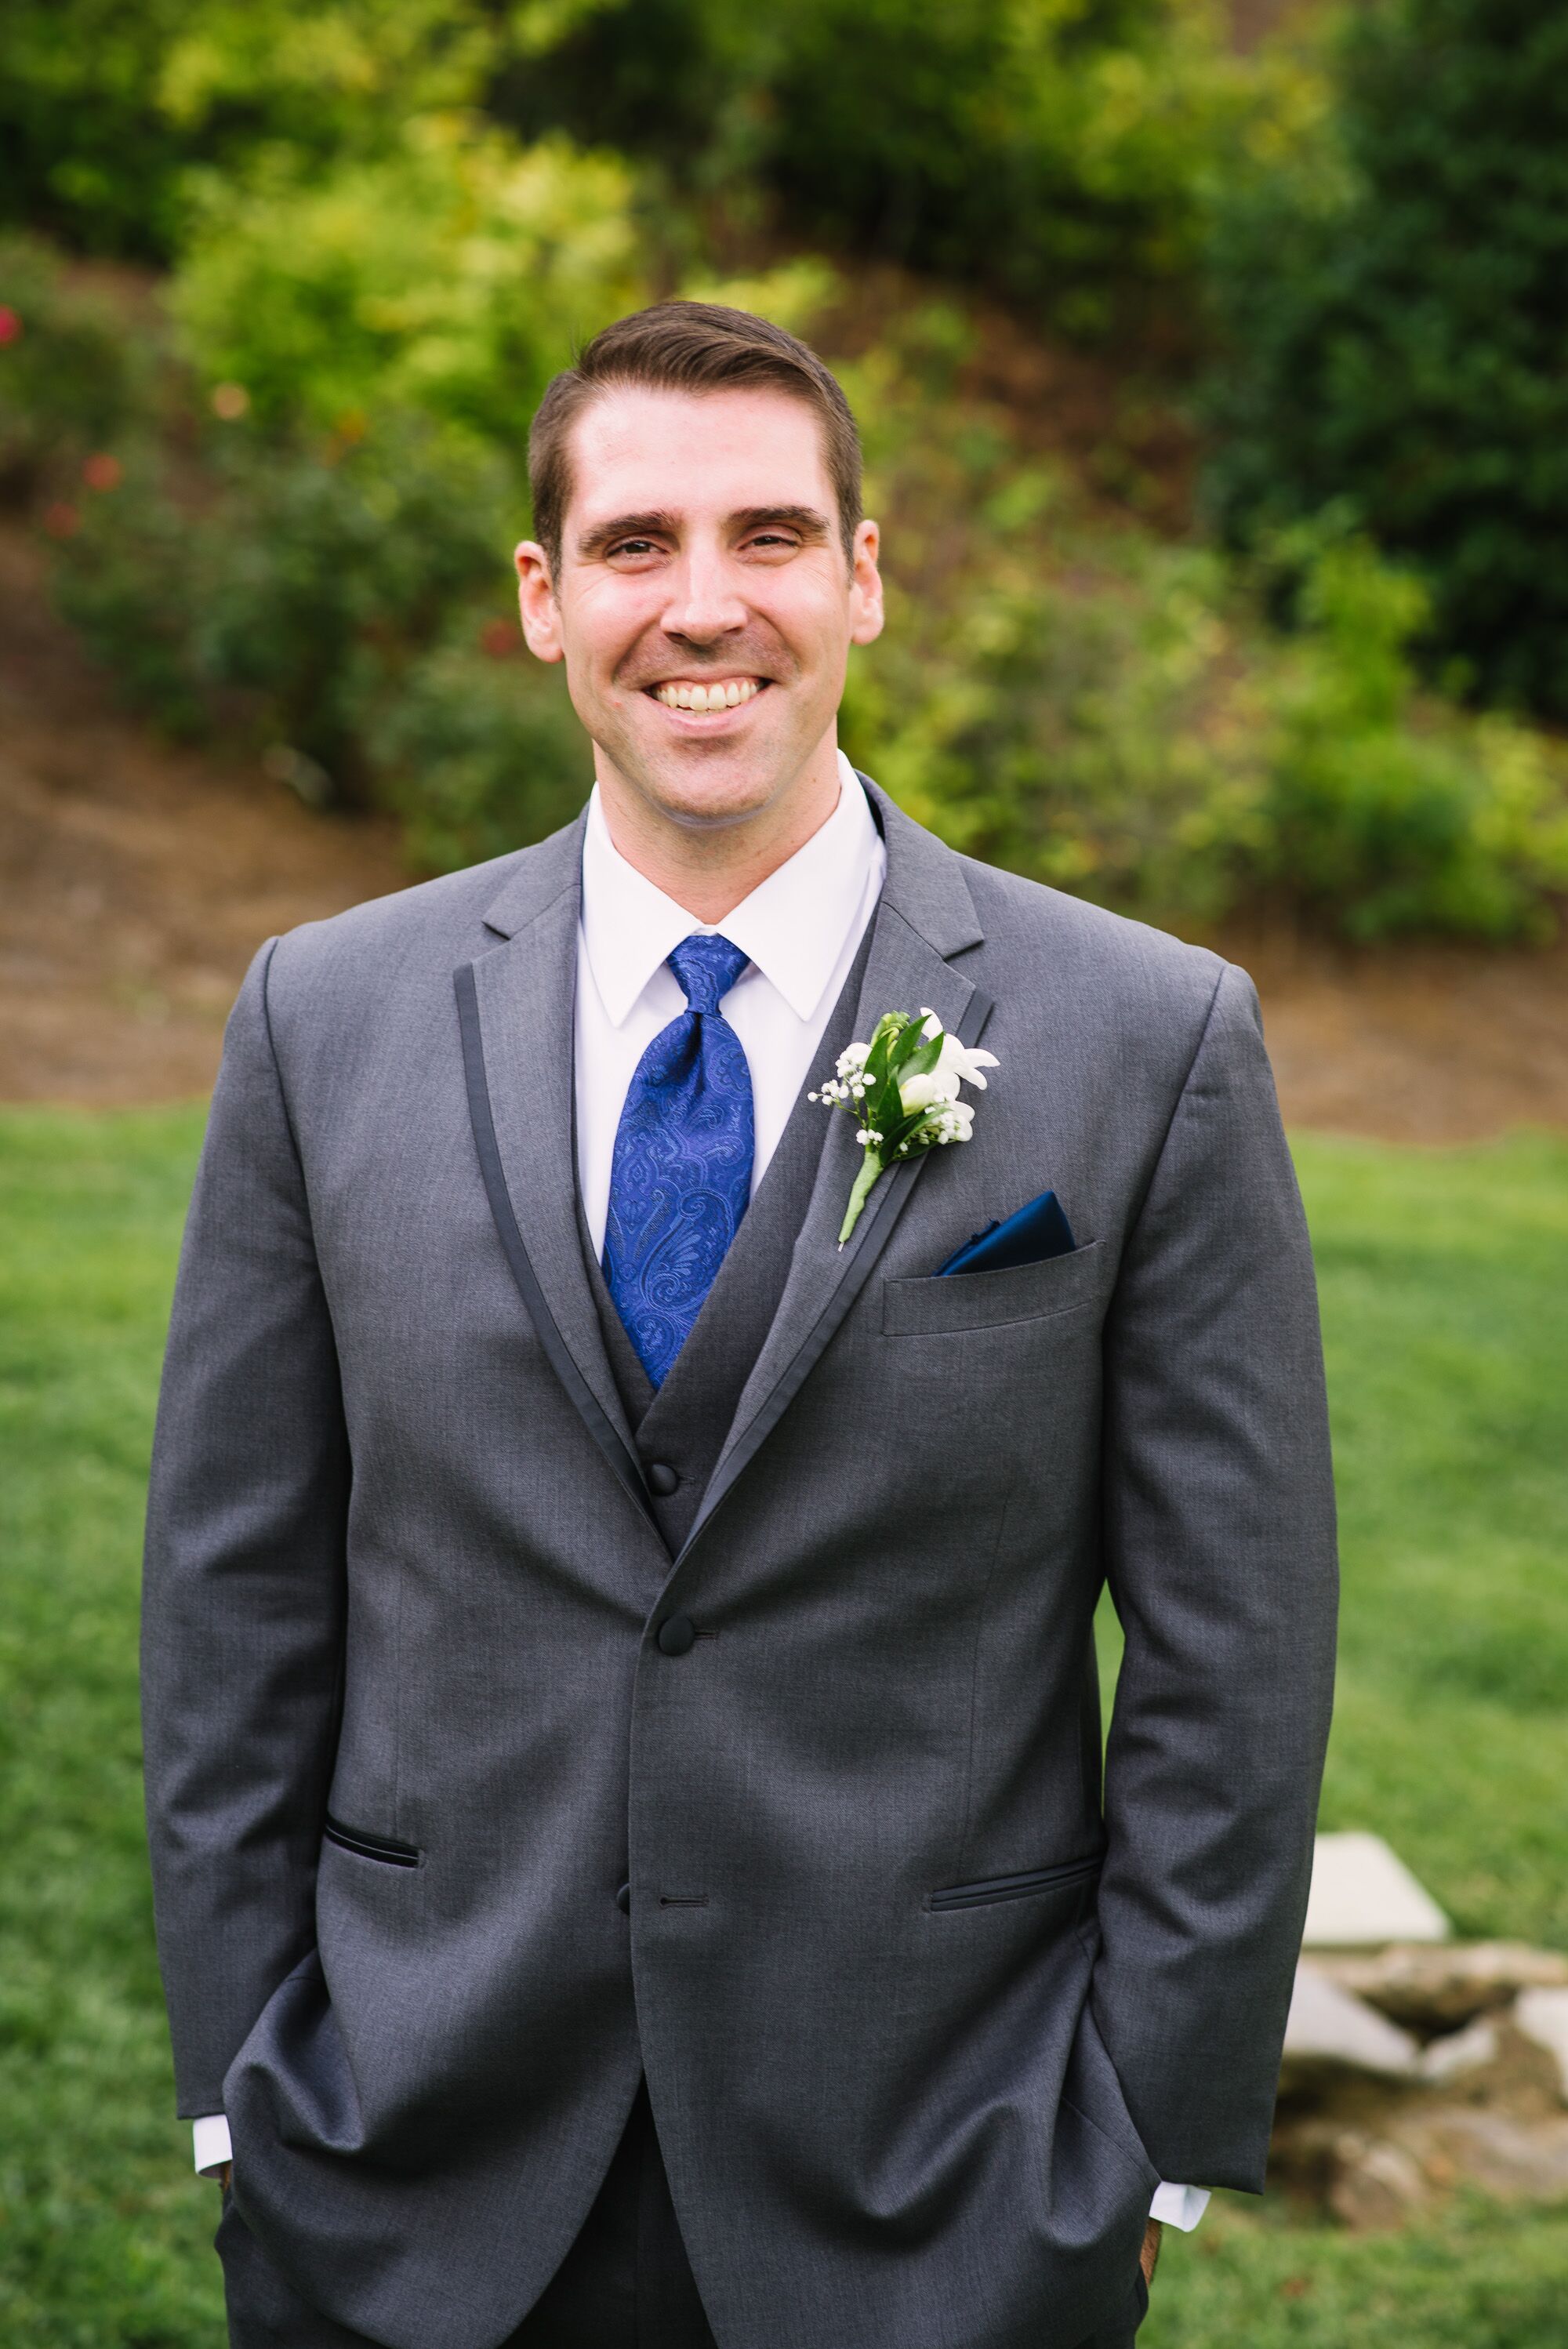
[745,530,800,554]
[608,537,661,561]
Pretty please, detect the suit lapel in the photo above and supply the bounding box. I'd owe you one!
[455,814,658,1537]
[676,782,990,1563]
[455,780,989,1561]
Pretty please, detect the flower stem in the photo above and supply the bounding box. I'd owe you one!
[837,1146,884,1247]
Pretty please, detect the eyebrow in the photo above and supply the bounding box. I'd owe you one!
[575,510,680,561]
[730,505,833,541]
[574,504,835,561]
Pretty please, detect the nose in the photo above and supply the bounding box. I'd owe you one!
[659,543,748,646]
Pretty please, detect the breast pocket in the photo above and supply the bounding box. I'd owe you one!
[882,1240,1106,1337]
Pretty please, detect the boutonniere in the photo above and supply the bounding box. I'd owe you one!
[810,1008,999,1247]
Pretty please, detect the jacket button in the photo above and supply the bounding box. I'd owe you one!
[647,1461,680,1498]
[656,1614,695,1657]
[615,1881,631,1914]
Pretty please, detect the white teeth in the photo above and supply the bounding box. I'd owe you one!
[654,678,760,711]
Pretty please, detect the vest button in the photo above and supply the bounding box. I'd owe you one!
[615,1881,631,1915]
[647,1461,680,1498]
[656,1614,695,1657]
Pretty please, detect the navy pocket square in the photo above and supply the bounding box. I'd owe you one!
[938,1189,1077,1277]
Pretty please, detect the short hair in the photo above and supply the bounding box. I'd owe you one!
[528,300,862,578]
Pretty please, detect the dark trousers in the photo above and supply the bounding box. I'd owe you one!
[218,2082,718,2349]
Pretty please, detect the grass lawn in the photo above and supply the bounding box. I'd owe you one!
[2,1106,1566,2344]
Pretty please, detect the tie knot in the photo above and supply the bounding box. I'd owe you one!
[668,932,749,1015]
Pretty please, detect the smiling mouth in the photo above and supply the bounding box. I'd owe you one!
[648,677,767,713]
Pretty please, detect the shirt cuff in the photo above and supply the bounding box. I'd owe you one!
[1149,2180,1210,2230]
[192,2114,233,2176]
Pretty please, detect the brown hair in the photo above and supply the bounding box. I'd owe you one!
[528,300,862,577]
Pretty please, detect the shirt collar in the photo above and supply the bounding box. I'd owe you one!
[580,750,882,1028]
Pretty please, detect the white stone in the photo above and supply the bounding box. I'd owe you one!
[1514,1987,1568,2101]
[1302,1832,1451,1948]
[1417,2015,1500,2082]
[1280,1960,1421,2081]
[1314,1940,1568,2030]
[1327,2134,1430,2229]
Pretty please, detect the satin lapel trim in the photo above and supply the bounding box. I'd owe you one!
[676,900,993,1565]
[456,892,655,1538]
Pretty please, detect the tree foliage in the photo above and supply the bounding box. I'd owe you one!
[0,0,495,256]
[501,0,1257,334]
[170,118,643,440]
[1202,0,1568,721]
[3,1,1567,935]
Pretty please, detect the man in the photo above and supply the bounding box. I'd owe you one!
[142,302,1338,2349]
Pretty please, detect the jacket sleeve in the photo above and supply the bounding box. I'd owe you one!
[140,938,350,2118]
[1092,960,1338,2192]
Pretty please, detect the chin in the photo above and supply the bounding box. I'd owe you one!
[632,740,803,831]
[649,771,782,831]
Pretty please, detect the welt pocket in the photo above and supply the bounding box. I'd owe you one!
[322,1813,422,1868]
[928,1850,1104,1912]
[883,1239,1105,1337]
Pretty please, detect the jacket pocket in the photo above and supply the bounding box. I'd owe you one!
[884,1240,1105,1337]
[928,1849,1104,1912]
[322,1813,422,1868]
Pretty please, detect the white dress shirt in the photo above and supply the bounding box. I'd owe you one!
[575,751,884,1251]
[192,751,1207,2230]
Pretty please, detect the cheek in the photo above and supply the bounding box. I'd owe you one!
[767,590,850,694]
[561,586,656,687]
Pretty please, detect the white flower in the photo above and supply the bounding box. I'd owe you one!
[920,1010,999,1093]
[814,1004,1000,1244]
[898,1069,957,1114]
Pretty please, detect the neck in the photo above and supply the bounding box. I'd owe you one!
[592,733,844,923]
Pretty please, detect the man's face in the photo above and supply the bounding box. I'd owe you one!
[516,385,883,834]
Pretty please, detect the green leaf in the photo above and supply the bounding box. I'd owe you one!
[863,1069,901,1125]
[882,1109,937,1157]
[862,1012,914,1097]
[889,1014,936,1070]
[895,1033,943,1081]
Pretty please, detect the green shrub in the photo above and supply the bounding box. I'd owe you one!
[845,543,1265,924]
[169,118,643,441]
[55,414,518,795]
[1201,0,1568,720]
[370,637,592,871]
[0,234,152,502]
[0,0,497,257]
[1252,537,1568,939]
[847,526,1568,941]
[504,0,1266,336]
[49,463,211,733]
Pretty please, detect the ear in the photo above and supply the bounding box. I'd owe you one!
[848,517,884,648]
[515,541,564,663]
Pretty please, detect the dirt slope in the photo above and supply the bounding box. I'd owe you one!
[4,526,1566,1138]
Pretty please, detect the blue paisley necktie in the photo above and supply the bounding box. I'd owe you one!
[603,933,755,1388]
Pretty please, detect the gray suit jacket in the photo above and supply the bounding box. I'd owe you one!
[141,781,1337,2349]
